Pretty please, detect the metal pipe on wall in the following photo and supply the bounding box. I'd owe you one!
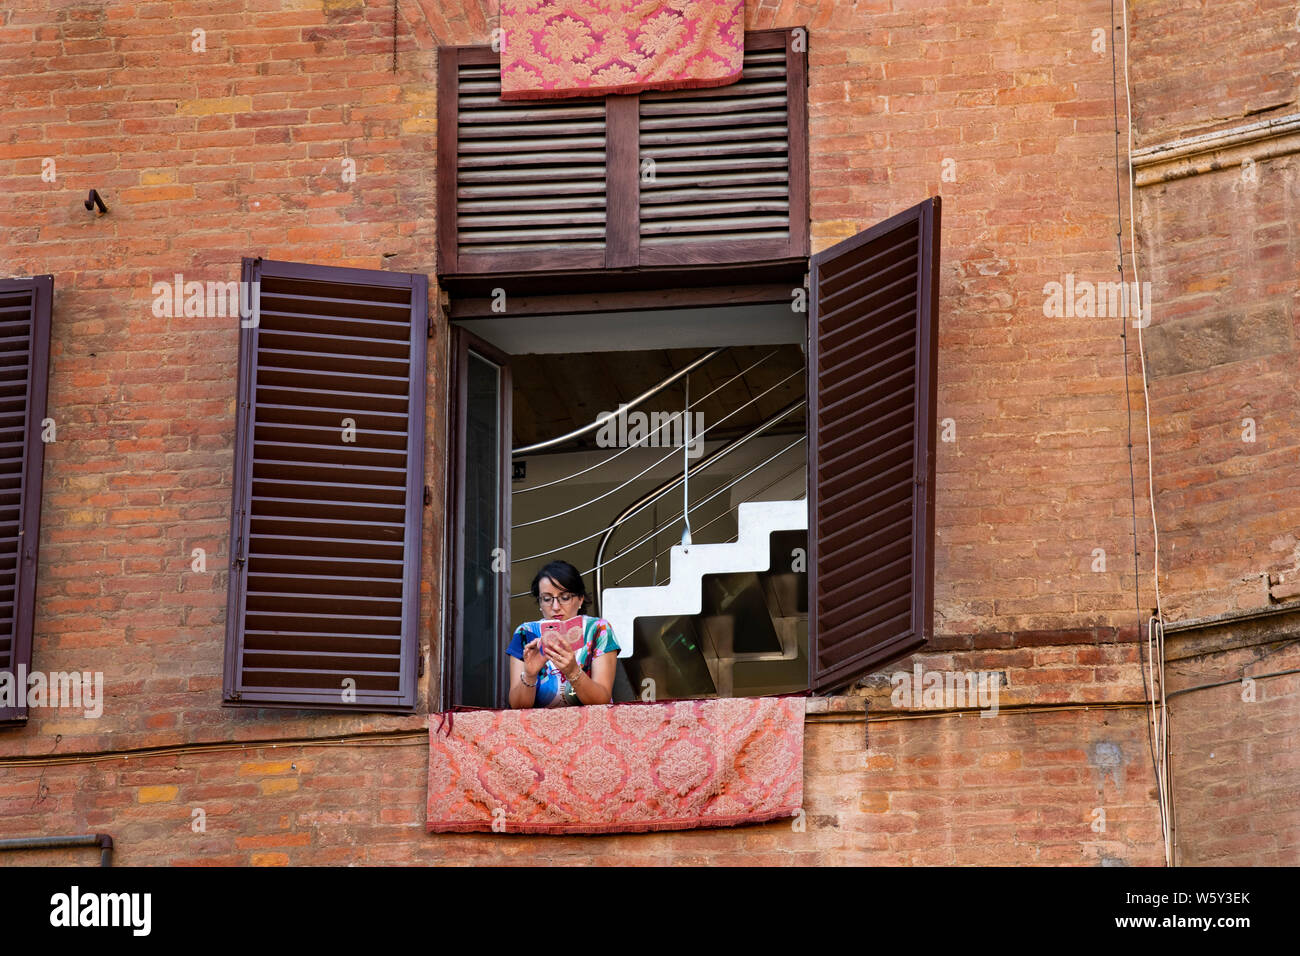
[0,833,114,866]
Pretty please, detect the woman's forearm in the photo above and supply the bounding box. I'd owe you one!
[509,675,537,709]
[568,669,611,705]
[508,658,539,709]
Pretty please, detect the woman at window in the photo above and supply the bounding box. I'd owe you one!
[507,560,620,708]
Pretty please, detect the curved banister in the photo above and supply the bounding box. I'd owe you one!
[513,346,779,496]
[591,399,805,614]
[511,346,724,456]
[610,458,807,587]
[511,363,804,539]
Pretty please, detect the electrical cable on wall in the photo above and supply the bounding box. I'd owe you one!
[1111,0,1172,866]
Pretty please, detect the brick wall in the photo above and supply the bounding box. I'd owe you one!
[1126,0,1300,621]
[1,699,1162,866]
[1136,155,1300,621]
[1129,0,1299,142]
[1124,0,1300,868]
[818,0,1161,636]
[1166,631,1300,866]
[0,0,1194,864]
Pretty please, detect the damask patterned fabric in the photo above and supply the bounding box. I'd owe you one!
[426,696,805,833]
[499,0,745,100]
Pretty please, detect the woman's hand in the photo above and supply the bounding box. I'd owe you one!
[570,652,616,705]
[522,637,546,678]
[509,638,547,709]
[546,639,615,705]
[542,636,579,681]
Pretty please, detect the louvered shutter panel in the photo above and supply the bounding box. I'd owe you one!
[439,46,608,275]
[224,260,426,711]
[638,35,806,265]
[436,30,807,277]
[0,276,52,725]
[807,198,941,693]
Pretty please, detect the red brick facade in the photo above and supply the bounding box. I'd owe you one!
[1,0,1294,865]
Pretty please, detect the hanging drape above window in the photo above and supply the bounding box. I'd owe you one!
[499,0,744,100]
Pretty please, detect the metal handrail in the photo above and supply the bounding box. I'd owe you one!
[611,458,807,587]
[513,347,780,495]
[593,435,805,602]
[591,401,805,612]
[510,396,804,569]
[512,346,723,456]
[605,453,804,586]
[508,429,806,600]
[511,365,804,533]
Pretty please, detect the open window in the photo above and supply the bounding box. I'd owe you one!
[443,328,512,709]
[437,20,940,705]
[440,198,940,706]
[444,300,807,709]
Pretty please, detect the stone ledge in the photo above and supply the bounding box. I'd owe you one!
[1163,599,1300,662]
[805,696,867,715]
[928,625,1139,650]
[1134,112,1300,187]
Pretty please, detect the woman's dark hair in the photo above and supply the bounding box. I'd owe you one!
[530,560,588,610]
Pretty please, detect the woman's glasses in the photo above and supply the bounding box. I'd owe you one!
[538,593,576,606]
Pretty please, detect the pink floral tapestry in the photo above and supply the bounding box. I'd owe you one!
[499,0,745,101]
[426,696,804,834]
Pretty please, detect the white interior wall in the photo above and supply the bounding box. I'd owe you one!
[459,302,804,354]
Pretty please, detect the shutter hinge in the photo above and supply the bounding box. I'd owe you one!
[424,485,432,506]
[427,315,433,339]
[418,655,425,678]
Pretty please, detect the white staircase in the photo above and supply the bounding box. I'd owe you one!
[602,499,807,660]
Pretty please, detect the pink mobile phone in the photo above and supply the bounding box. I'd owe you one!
[540,617,585,652]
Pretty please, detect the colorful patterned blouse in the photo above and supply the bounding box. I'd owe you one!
[506,616,620,708]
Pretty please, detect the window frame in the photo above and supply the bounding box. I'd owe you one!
[434,23,939,704]
[441,326,513,710]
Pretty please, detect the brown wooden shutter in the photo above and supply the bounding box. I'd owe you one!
[0,275,52,725]
[637,32,807,267]
[224,259,426,712]
[437,29,807,277]
[438,46,609,275]
[807,198,941,693]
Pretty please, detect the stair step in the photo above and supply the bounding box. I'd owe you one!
[602,499,807,657]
